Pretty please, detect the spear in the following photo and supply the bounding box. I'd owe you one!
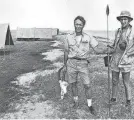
[106,4,111,118]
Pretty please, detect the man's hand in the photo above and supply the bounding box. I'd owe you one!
[105,45,115,54]
[103,47,108,54]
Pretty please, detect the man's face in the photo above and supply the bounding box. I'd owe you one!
[120,17,130,28]
[74,19,84,33]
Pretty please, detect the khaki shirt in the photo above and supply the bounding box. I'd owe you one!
[110,25,134,70]
[111,28,127,67]
[64,32,98,58]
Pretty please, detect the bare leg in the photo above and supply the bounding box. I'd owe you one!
[70,82,78,98]
[84,84,92,99]
[122,72,131,101]
[122,72,131,112]
[84,84,97,115]
[111,71,120,99]
[70,82,79,109]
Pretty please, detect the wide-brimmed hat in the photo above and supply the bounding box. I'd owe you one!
[117,11,133,21]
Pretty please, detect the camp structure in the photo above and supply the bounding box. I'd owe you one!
[0,24,14,49]
[52,28,59,36]
[16,28,35,41]
[34,28,53,40]
[16,28,59,41]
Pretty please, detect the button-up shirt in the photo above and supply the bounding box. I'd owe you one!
[110,25,134,71]
[111,28,127,66]
[64,32,98,59]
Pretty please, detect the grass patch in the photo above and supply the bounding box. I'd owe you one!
[1,35,134,119]
[28,53,134,119]
[0,40,57,115]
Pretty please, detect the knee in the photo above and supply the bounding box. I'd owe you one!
[122,72,130,82]
[84,84,91,90]
[70,82,77,87]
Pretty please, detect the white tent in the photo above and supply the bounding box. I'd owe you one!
[0,24,14,49]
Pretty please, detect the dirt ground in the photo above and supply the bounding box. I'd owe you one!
[0,38,134,119]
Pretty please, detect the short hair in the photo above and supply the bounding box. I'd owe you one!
[74,16,86,26]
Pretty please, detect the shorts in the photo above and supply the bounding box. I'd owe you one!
[110,62,131,73]
[67,59,90,85]
[110,52,131,72]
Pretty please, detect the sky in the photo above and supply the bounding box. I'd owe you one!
[0,0,134,30]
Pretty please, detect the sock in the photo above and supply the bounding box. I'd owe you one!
[73,96,78,102]
[87,99,92,107]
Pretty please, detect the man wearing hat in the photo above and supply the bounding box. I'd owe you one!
[108,11,134,111]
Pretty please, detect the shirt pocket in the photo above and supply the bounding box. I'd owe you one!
[80,41,89,50]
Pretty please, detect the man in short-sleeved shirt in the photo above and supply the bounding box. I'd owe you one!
[65,32,98,84]
[63,16,102,115]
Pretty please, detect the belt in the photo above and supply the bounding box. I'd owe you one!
[69,57,90,63]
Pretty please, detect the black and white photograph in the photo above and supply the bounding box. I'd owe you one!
[0,0,134,119]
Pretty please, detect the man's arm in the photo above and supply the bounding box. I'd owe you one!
[90,31,117,55]
[94,41,116,55]
[93,45,107,54]
[89,35,108,54]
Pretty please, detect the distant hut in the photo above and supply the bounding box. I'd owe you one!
[17,28,36,41]
[35,28,52,40]
[16,28,59,41]
[52,28,59,35]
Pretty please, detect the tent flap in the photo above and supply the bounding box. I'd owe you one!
[0,24,14,49]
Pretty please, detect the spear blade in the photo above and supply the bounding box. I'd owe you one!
[106,5,109,16]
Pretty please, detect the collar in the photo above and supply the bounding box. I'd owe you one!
[117,25,132,37]
[120,24,132,32]
[73,32,85,37]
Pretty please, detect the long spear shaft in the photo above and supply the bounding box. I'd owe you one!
[106,4,111,118]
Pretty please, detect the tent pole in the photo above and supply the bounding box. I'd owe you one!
[3,45,5,60]
[9,25,11,59]
[51,28,52,39]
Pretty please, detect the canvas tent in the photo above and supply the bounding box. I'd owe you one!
[0,24,14,49]
[16,28,59,41]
